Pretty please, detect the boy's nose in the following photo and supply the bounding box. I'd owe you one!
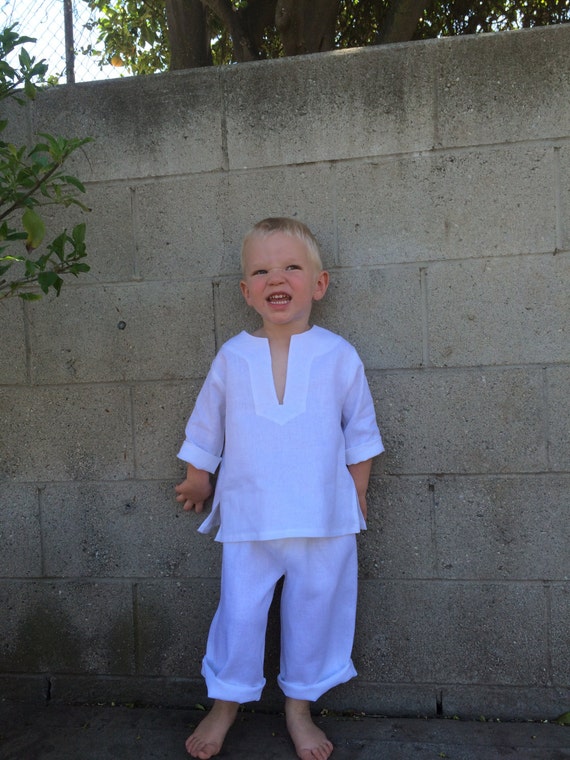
[267,267,286,282]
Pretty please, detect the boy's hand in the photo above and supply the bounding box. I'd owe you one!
[348,459,372,521]
[356,493,368,522]
[175,465,212,513]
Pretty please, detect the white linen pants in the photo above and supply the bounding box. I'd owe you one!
[201,534,358,703]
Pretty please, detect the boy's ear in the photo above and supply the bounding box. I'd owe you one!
[240,279,251,305]
[312,270,329,301]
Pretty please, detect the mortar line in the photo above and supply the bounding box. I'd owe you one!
[331,163,339,267]
[219,69,229,172]
[130,185,141,279]
[419,266,430,367]
[553,146,563,251]
[544,582,554,685]
[132,582,141,674]
[22,299,33,384]
[129,384,138,480]
[212,279,220,354]
[37,484,46,578]
[428,479,440,578]
[542,366,551,471]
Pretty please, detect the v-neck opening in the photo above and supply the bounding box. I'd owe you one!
[241,327,317,424]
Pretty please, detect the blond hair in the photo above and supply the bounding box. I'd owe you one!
[241,217,324,274]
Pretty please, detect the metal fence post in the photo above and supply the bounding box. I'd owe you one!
[63,0,75,83]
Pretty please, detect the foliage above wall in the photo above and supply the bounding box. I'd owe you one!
[84,0,570,74]
[0,26,91,301]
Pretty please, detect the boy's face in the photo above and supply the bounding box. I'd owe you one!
[240,231,329,335]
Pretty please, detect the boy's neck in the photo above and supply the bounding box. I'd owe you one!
[253,321,313,342]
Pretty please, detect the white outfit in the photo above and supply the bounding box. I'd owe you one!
[177,325,384,702]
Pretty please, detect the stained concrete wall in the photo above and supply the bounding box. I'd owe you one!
[0,24,569,719]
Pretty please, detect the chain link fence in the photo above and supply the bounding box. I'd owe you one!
[0,0,123,83]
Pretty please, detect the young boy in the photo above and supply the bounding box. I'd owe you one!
[175,218,383,760]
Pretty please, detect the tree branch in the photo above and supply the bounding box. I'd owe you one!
[377,0,432,44]
[200,0,258,61]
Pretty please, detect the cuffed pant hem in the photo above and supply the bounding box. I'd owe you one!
[202,658,265,704]
[278,660,357,702]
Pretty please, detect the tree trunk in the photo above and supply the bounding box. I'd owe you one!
[201,0,259,61]
[377,0,432,44]
[241,0,277,54]
[165,0,212,68]
[275,0,341,56]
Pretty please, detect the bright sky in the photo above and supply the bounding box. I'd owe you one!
[0,0,122,83]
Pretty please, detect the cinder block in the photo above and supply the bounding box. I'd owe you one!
[223,165,338,269]
[359,476,435,580]
[0,674,50,704]
[428,253,569,367]
[32,70,225,181]
[48,674,204,707]
[441,685,570,721]
[37,181,136,284]
[560,146,570,251]
[41,481,222,579]
[318,267,424,369]
[434,475,570,580]
[547,366,570,471]
[0,298,27,384]
[136,579,220,676]
[0,580,135,674]
[0,385,133,481]
[336,147,554,266]
[0,484,41,577]
[370,367,547,474]
[550,585,570,683]
[133,381,204,480]
[134,174,228,280]
[2,97,31,145]
[27,281,215,383]
[436,25,570,148]
[321,680,439,717]
[223,43,435,169]
[356,579,548,685]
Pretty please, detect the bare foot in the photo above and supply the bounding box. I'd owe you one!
[285,698,334,760]
[185,700,239,758]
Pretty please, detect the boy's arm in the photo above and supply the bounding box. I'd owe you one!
[175,463,213,514]
[348,458,373,521]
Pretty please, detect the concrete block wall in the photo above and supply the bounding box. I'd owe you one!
[1,24,568,719]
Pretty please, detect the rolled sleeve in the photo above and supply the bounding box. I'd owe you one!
[342,360,383,465]
[177,359,225,474]
[177,440,222,473]
[345,437,384,466]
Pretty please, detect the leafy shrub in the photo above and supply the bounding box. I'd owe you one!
[0,25,91,300]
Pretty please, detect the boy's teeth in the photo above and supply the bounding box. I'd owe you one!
[269,294,290,302]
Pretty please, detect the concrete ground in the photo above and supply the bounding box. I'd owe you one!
[1,702,569,760]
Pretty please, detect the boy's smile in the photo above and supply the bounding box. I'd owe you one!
[240,232,329,336]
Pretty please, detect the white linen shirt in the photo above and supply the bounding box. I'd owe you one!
[177,325,384,542]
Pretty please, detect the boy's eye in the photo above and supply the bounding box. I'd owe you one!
[252,269,268,276]
[285,264,301,271]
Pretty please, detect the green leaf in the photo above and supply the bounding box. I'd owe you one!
[60,175,87,193]
[18,291,43,301]
[38,270,63,295]
[22,207,45,250]
[23,79,36,100]
[72,222,87,245]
